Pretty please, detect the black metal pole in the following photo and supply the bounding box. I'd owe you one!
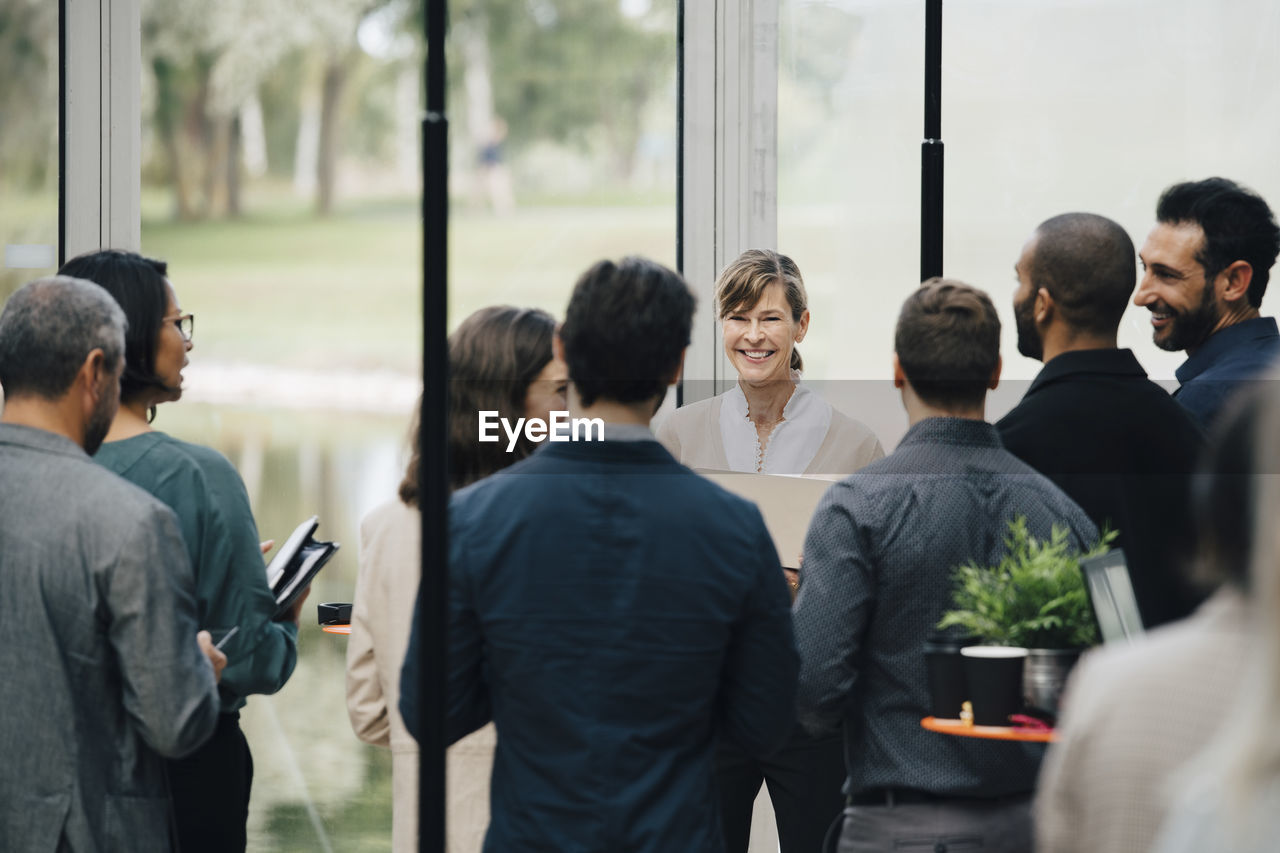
[675,0,685,409]
[418,0,448,850]
[920,0,943,281]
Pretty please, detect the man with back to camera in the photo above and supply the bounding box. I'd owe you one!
[792,279,1098,853]
[1136,176,1280,427]
[399,256,800,852]
[0,276,224,850]
[998,213,1208,629]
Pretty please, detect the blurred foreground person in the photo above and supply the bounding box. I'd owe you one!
[998,212,1207,628]
[401,257,799,852]
[60,249,302,853]
[658,248,881,852]
[0,277,222,851]
[346,306,566,852]
[793,279,1096,853]
[1135,177,1280,427]
[1147,373,1280,853]
[1036,385,1266,852]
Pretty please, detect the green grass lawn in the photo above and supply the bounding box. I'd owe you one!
[140,193,677,374]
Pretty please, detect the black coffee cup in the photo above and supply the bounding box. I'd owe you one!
[922,636,977,719]
[960,646,1028,726]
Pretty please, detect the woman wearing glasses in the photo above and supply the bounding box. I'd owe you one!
[59,249,301,853]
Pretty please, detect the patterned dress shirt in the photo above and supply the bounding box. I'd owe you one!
[793,417,1098,798]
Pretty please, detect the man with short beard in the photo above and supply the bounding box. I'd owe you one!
[0,276,223,851]
[1136,177,1280,428]
[998,213,1206,629]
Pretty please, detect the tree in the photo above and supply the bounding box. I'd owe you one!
[142,0,370,218]
[447,0,675,185]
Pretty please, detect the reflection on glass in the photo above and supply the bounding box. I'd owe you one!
[0,1,59,302]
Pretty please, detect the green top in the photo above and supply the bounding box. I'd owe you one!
[94,431,298,713]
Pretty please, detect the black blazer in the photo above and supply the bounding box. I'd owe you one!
[997,348,1208,629]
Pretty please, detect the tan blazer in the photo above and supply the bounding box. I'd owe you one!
[1035,591,1249,853]
[655,393,883,476]
[346,498,496,853]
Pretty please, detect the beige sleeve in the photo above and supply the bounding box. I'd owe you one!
[654,412,682,459]
[346,513,392,748]
[1034,651,1106,853]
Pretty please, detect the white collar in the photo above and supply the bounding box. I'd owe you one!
[719,381,831,474]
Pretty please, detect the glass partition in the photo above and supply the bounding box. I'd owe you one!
[0,0,59,303]
[136,1,678,848]
[778,0,1280,448]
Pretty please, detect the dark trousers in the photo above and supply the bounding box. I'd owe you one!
[167,712,253,853]
[835,795,1032,853]
[716,728,846,853]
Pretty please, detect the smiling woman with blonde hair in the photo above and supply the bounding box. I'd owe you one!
[656,248,882,853]
[657,248,881,477]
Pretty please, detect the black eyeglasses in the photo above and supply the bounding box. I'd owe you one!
[167,313,194,341]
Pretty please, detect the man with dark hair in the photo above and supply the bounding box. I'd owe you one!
[1136,177,1280,426]
[0,277,222,851]
[998,213,1207,628]
[793,279,1097,853]
[400,257,799,852]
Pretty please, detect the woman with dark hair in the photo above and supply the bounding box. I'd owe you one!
[58,249,302,853]
[346,305,565,852]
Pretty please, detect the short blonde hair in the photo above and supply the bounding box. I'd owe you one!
[715,249,808,372]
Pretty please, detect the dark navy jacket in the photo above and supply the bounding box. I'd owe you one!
[1175,316,1280,428]
[401,437,799,852]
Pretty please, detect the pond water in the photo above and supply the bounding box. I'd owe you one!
[158,401,410,852]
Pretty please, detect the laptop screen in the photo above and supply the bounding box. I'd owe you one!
[1081,549,1145,644]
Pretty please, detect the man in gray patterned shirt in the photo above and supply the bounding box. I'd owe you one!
[793,279,1097,853]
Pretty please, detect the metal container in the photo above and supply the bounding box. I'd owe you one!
[1024,648,1081,716]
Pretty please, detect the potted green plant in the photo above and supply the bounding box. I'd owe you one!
[937,516,1117,716]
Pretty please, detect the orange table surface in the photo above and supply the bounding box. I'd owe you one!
[921,716,1057,743]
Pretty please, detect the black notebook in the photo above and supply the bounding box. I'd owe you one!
[265,516,339,619]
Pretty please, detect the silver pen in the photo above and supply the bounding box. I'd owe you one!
[213,626,239,651]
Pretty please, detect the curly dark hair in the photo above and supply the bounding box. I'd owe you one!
[559,257,695,408]
[1156,177,1280,308]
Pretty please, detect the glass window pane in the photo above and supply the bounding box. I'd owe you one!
[778,0,1280,445]
[0,1,59,303]
[136,1,677,848]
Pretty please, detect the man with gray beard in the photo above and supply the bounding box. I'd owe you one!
[0,276,223,851]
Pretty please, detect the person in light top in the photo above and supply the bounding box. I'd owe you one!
[657,248,883,853]
[657,248,882,477]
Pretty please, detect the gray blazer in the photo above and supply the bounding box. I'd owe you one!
[0,424,219,852]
